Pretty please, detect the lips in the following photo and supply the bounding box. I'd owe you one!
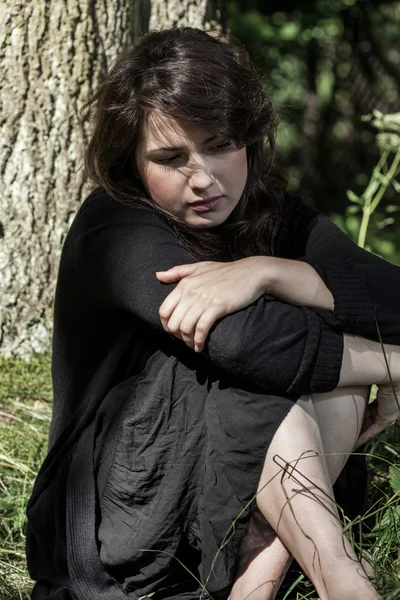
[189,195,222,206]
[189,196,223,212]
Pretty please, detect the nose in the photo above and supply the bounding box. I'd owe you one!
[188,160,215,191]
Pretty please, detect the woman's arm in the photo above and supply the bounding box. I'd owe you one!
[339,333,400,387]
[272,194,400,344]
[74,192,343,396]
[74,193,400,404]
[339,333,400,445]
[255,256,335,312]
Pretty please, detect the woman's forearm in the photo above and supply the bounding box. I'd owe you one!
[262,258,400,386]
[338,333,400,387]
[262,257,334,312]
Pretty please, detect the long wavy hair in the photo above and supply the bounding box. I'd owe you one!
[82,27,287,261]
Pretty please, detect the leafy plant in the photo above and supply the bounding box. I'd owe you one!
[345,111,400,250]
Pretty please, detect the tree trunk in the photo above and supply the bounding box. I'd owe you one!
[149,0,226,32]
[0,0,225,358]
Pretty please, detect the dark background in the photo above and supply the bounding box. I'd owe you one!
[228,0,400,262]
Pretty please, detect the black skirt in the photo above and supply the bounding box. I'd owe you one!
[28,343,367,600]
[93,347,298,599]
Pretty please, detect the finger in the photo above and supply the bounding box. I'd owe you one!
[156,264,198,281]
[178,304,207,349]
[354,422,386,449]
[374,413,400,427]
[194,307,225,352]
[159,288,183,326]
[166,300,196,339]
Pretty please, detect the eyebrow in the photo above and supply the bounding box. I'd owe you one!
[146,135,218,155]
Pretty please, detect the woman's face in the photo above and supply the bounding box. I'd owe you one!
[135,112,248,229]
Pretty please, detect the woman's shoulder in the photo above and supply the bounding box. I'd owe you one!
[274,191,321,257]
[65,188,184,275]
[281,191,319,221]
[68,188,168,244]
[78,188,158,222]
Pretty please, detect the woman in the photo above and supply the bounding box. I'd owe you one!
[26,27,400,600]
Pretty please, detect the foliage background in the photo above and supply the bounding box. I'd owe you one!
[228,0,400,262]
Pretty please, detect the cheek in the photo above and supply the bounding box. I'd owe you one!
[226,148,248,187]
[143,166,182,206]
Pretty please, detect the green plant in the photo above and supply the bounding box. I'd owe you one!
[346,111,400,251]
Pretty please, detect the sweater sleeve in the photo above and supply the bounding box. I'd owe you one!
[73,193,343,396]
[279,195,400,345]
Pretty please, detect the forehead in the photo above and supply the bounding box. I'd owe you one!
[139,111,210,150]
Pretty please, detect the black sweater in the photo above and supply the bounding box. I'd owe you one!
[26,190,400,596]
[47,190,400,446]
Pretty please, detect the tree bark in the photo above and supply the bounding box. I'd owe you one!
[0,0,225,358]
[149,0,226,32]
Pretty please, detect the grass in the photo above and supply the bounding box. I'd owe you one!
[0,353,52,600]
[0,353,399,599]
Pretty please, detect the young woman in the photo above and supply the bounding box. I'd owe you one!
[26,27,400,600]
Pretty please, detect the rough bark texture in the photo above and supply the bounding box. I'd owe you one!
[149,0,226,32]
[0,1,140,358]
[0,0,225,359]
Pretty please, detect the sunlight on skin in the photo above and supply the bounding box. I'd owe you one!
[229,388,381,600]
[133,111,384,600]
[135,111,248,229]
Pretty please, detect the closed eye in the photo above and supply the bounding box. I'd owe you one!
[208,141,235,152]
[154,141,236,168]
[156,155,180,164]
[154,155,182,169]
[208,140,238,153]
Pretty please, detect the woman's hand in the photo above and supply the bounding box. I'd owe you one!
[355,383,400,448]
[156,257,270,352]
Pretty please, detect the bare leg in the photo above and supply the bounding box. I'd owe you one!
[229,507,291,600]
[229,386,379,600]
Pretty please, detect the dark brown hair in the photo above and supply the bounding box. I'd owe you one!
[82,27,287,261]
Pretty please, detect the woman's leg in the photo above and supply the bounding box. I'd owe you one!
[228,506,291,600]
[229,386,379,600]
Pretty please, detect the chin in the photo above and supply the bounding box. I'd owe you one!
[191,215,229,229]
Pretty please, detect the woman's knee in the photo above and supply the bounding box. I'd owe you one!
[308,386,370,482]
[310,386,370,444]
